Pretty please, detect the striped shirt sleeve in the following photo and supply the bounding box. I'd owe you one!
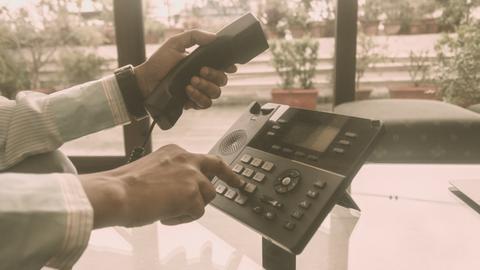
[0,75,130,170]
[0,173,92,270]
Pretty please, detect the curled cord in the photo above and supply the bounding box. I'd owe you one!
[127,121,156,163]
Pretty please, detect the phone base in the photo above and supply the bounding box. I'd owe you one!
[262,193,359,270]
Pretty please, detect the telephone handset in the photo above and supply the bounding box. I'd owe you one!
[209,102,384,254]
[145,13,269,130]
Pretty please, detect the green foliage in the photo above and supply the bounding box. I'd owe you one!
[356,33,384,90]
[270,38,319,89]
[436,0,480,32]
[0,0,107,94]
[408,50,431,87]
[59,49,106,87]
[435,23,480,106]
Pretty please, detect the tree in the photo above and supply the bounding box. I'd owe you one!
[0,0,106,95]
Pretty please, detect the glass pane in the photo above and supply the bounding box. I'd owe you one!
[357,0,480,107]
[0,0,123,156]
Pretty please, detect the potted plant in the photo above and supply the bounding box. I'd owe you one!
[270,37,319,109]
[389,50,438,99]
[355,33,384,100]
[382,1,413,35]
[435,23,480,107]
[360,0,382,36]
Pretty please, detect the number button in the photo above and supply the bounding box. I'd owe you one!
[224,189,238,200]
[250,158,263,167]
[215,184,227,195]
[242,168,254,178]
[234,194,248,205]
[232,164,244,174]
[253,172,266,183]
[240,154,252,163]
[261,161,275,172]
[243,183,257,194]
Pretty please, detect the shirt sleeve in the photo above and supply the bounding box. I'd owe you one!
[0,173,93,270]
[0,75,131,171]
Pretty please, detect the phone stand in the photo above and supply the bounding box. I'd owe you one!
[262,193,359,270]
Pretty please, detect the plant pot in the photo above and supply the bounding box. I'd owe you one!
[310,20,335,38]
[383,22,402,35]
[271,88,318,110]
[423,18,439,34]
[290,25,305,39]
[360,20,380,36]
[389,85,439,100]
[408,20,425,35]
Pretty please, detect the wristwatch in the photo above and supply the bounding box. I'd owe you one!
[114,64,148,120]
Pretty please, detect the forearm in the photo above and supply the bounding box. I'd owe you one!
[0,173,92,269]
[0,76,130,170]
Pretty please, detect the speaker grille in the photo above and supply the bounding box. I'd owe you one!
[219,130,247,155]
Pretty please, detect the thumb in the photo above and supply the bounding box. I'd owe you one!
[168,30,216,51]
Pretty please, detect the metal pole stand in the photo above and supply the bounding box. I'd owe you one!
[262,192,359,270]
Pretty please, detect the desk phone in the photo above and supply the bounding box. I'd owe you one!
[209,102,384,254]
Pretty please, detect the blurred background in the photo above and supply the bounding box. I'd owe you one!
[0,0,479,153]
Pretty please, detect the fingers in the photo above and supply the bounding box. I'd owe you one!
[169,29,216,51]
[195,154,243,188]
[160,190,208,226]
[186,85,212,109]
[225,65,238,74]
[200,67,228,87]
[191,76,221,98]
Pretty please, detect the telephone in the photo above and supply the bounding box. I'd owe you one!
[145,13,269,130]
[209,102,384,254]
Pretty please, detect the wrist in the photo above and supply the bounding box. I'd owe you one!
[134,64,151,98]
[79,172,128,229]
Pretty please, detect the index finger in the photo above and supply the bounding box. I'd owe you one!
[169,30,216,50]
[195,154,243,188]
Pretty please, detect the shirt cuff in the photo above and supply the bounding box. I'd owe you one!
[47,174,93,270]
[101,75,132,125]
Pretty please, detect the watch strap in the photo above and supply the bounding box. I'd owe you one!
[114,64,148,120]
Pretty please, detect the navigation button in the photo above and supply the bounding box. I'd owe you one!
[333,147,345,154]
[295,151,306,157]
[282,148,293,154]
[271,145,281,151]
[250,158,263,167]
[307,155,319,161]
[267,131,276,137]
[299,200,311,209]
[242,168,254,178]
[314,180,327,189]
[284,221,296,231]
[338,140,351,146]
[307,190,319,199]
[264,211,276,220]
[240,154,253,163]
[291,209,304,220]
[252,206,264,214]
[261,161,275,172]
[272,125,281,130]
[232,164,244,174]
[345,132,358,138]
[278,119,288,124]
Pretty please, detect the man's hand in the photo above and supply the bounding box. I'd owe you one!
[134,30,237,110]
[79,144,243,229]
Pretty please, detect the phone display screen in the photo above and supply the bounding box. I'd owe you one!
[281,118,346,153]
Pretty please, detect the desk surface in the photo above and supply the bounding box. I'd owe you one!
[74,164,480,270]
